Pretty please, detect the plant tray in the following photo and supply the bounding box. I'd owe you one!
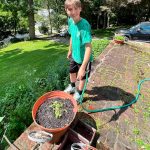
[58,119,97,149]
[60,129,97,150]
[71,119,96,145]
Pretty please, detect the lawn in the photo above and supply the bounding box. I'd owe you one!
[0,38,109,96]
[0,40,68,96]
[92,26,131,39]
[92,28,116,39]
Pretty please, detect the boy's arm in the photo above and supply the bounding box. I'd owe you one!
[67,38,72,59]
[78,43,92,79]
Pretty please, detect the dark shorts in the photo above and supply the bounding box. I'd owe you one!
[69,58,92,80]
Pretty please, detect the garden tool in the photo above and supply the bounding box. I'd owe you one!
[71,142,96,150]
[28,130,53,150]
[71,143,87,150]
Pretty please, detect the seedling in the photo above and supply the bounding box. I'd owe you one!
[133,127,140,135]
[49,101,67,119]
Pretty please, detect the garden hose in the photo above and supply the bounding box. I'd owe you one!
[79,72,150,113]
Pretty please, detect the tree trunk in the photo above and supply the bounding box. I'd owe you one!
[55,0,60,32]
[107,13,110,28]
[47,0,53,34]
[28,0,35,39]
[97,14,100,29]
[14,19,17,35]
[103,12,107,29]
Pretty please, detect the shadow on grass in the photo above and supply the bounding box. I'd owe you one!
[44,42,68,49]
[0,48,23,59]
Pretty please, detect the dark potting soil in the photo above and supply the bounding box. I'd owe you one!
[35,98,74,128]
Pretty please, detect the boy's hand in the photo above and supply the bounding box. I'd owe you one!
[77,67,85,80]
[67,50,72,59]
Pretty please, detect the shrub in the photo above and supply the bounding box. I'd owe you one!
[39,24,49,34]
[114,35,125,41]
[92,38,110,58]
[10,38,22,43]
[18,28,28,34]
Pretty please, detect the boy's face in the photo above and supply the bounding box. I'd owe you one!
[65,4,81,21]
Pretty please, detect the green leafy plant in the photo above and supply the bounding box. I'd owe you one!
[92,38,110,58]
[50,101,67,119]
[135,139,150,149]
[133,106,140,113]
[114,35,125,41]
[133,127,140,135]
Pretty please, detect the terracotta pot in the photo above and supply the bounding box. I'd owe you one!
[114,39,124,44]
[32,91,78,143]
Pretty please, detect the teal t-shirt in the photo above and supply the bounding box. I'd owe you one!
[68,18,93,64]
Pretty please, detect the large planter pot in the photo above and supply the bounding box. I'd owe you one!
[32,91,78,143]
[114,39,124,44]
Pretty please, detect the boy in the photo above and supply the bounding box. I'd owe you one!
[64,0,93,102]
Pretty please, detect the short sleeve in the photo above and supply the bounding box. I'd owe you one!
[68,17,72,34]
[81,23,92,44]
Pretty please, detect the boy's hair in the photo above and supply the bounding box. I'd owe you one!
[65,0,81,9]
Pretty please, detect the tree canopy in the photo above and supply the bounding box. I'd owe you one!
[0,0,149,39]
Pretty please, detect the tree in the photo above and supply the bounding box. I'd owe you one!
[106,0,150,25]
[48,0,66,32]
[47,0,53,34]
[140,0,150,21]
[0,0,23,34]
[38,0,67,33]
[0,0,36,39]
[28,0,35,39]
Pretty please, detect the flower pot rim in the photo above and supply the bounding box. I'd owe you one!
[114,39,124,44]
[32,90,78,131]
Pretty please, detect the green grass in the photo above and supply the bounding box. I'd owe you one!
[135,139,150,150]
[0,38,109,96]
[92,28,116,39]
[92,26,131,39]
[0,40,68,96]
[92,38,110,58]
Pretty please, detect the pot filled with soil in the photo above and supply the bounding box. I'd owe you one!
[32,91,78,143]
